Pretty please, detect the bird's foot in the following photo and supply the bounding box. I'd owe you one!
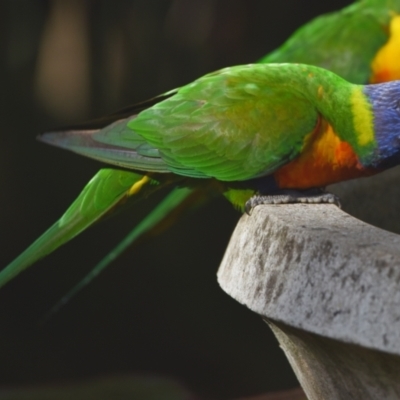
[245,189,341,215]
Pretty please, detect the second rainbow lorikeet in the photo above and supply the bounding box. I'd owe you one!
[3,0,400,299]
[260,0,400,84]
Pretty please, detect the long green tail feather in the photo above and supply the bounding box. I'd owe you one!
[45,187,194,318]
[0,169,161,288]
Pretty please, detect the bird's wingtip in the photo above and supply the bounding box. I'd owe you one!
[37,131,56,145]
[37,129,99,150]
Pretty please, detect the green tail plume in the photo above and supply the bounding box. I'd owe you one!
[0,169,165,288]
[45,187,194,318]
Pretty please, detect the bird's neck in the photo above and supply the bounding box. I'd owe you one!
[284,64,377,165]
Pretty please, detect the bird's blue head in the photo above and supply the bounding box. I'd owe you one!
[364,81,400,169]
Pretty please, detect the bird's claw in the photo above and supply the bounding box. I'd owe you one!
[245,189,341,215]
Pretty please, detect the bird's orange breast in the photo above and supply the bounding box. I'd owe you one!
[273,118,375,189]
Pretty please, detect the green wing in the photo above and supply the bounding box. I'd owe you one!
[89,65,318,182]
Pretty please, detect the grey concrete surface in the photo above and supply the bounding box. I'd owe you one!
[218,203,400,399]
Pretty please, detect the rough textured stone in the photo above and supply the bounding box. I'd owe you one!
[217,204,400,399]
[268,320,400,400]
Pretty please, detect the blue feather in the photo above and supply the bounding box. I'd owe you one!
[364,81,400,168]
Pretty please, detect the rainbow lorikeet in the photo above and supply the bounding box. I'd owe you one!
[2,0,400,295]
[260,0,400,84]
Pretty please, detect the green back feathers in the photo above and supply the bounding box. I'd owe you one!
[127,64,320,181]
[260,1,393,84]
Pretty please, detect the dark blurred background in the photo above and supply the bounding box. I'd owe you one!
[0,1,353,398]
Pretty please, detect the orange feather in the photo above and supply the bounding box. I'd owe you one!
[274,119,376,189]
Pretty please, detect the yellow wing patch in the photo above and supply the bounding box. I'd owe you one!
[128,175,151,196]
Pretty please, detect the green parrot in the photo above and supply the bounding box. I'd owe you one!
[260,0,400,84]
[2,0,400,300]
